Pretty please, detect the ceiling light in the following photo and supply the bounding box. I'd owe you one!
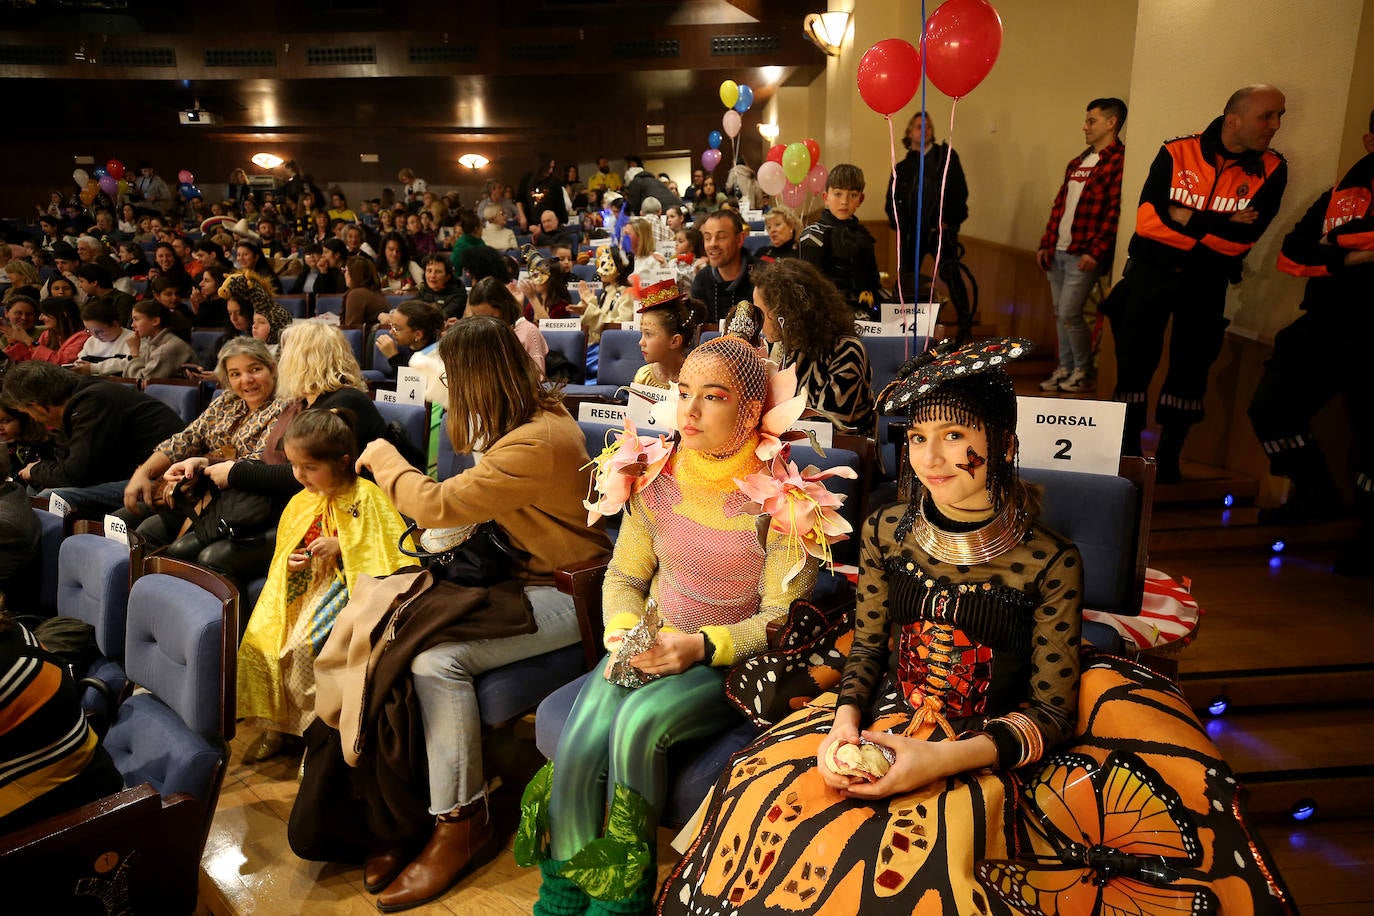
[803,11,851,57]
[758,123,780,142]
[250,153,284,170]
[458,153,490,171]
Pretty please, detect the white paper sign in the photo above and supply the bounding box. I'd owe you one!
[1015,396,1126,476]
[102,514,129,545]
[626,384,673,431]
[656,240,678,256]
[375,388,401,405]
[540,318,584,332]
[881,302,939,338]
[744,209,764,223]
[397,368,426,404]
[578,402,628,425]
[789,419,834,449]
[47,494,72,517]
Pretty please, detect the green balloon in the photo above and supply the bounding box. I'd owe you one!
[782,142,812,186]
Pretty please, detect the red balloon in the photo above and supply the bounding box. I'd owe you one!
[767,144,786,164]
[856,38,921,116]
[803,138,821,166]
[105,159,126,180]
[924,0,1004,99]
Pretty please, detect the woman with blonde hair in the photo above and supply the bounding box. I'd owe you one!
[3,260,39,295]
[622,217,659,278]
[756,205,802,262]
[347,316,610,909]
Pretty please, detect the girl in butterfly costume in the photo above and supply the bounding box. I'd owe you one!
[516,335,857,915]
[661,338,1294,916]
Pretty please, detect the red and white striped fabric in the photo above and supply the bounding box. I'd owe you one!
[1084,568,1203,652]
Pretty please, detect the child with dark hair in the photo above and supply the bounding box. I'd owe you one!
[124,297,195,379]
[632,293,701,389]
[798,163,883,317]
[237,407,409,763]
[1,296,86,365]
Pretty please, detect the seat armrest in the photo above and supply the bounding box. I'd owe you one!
[555,558,609,669]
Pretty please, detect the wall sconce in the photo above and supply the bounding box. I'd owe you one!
[758,122,780,142]
[803,11,851,57]
[250,152,284,169]
[458,153,490,170]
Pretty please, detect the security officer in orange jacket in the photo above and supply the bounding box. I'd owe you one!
[1104,84,1288,482]
[1247,113,1374,573]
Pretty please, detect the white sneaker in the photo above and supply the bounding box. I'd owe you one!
[1040,367,1071,391]
[1059,368,1096,392]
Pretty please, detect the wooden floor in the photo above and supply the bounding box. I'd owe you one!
[199,536,1374,915]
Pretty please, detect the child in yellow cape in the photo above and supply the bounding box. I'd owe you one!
[238,408,410,763]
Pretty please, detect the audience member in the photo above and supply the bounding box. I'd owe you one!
[238,408,409,764]
[800,163,882,317]
[885,110,972,326]
[342,258,389,328]
[4,360,184,516]
[1036,98,1127,393]
[71,298,134,376]
[340,316,609,909]
[416,254,468,320]
[375,299,444,375]
[632,288,699,389]
[623,165,685,215]
[690,210,754,321]
[1,295,85,366]
[753,258,875,433]
[755,206,802,262]
[466,277,548,375]
[517,153,567,231]
[125,297,196,380]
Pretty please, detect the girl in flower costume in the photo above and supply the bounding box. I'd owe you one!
[517,334,856,915]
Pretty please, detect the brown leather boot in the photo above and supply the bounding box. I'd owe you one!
[377,800,495,912]
[363,849,407,894]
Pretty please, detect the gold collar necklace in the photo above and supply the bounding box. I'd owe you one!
[908,498,1028,566]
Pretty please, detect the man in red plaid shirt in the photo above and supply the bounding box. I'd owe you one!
[1036,98,1127,393]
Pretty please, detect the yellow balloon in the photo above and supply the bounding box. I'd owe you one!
[719,79,739,109]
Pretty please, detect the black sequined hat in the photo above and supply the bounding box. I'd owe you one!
[880,337,1033,516]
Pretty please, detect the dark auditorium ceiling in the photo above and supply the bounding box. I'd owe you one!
[0,0,826,140]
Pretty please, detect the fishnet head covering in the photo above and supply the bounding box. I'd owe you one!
[880,337,1032,514]
[679,335,770,458]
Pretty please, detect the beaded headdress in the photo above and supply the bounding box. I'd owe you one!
[879,337,1032,527]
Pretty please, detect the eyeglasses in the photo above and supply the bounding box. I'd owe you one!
[439,373,448,386]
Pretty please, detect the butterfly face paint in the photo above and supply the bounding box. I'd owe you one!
[957,446,986,478]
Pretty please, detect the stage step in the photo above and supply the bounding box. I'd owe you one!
[1151,506,1360,552]
[1180,663,1374,712]
[1202,704,1374,819]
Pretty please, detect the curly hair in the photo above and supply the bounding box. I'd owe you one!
[750,258,857,361]
[276,321,367,399]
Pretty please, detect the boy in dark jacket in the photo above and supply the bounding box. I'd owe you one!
[798,164,882,318]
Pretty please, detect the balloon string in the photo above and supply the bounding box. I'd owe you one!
[918,0,930,355]
[887,113,905,329]
[929,98,958,343]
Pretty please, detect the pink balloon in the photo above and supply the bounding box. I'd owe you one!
[782,182,806,209]
[177,169,195,185]
[924,0,1004,99]
[722,109,742,139]
[856,38,922,116]
[701,149,723,172]
[757,160,786,197]
[805,164,828,195]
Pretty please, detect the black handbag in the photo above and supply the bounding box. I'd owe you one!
[397,520,529,588]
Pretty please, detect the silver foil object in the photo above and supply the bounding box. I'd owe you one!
[607,599,663,688]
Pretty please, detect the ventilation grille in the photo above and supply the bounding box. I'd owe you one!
[408,45,478,64]
[711,35,782,56]
[508,42,575,61]
[205,48,276,67]
[611,39,679,60]
[0,45,65,66]
[306,45,376,65]
[103,47,177,67]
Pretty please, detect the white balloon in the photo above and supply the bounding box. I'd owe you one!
[722,109,742,139]
[757,161,786,196]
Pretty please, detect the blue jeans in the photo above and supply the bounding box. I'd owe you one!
[38,480,129,518]
[1047,250,1100,371]
[411,585,580,814]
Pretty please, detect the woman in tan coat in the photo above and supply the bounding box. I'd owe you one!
[354,316,610,910]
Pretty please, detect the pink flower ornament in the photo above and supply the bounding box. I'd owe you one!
[735,449,858,587]
[582,418,674,524]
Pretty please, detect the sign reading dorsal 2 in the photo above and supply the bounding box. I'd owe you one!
[1015,396,1126,476]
